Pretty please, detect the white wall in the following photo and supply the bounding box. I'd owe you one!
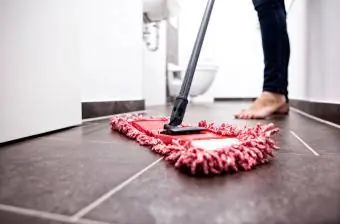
[143,21,167,106]
[0,0,82,143]
[304,0,340,103]
[178,0,263,101]
[79,0,144,102]
[286,0,307,100]
[177,0,309,101]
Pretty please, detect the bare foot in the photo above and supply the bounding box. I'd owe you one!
[274,103,289,115]
[234,92,288,119]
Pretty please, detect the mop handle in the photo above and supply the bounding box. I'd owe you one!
[179,0,215,98]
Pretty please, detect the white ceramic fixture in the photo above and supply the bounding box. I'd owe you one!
[167,63,219,98]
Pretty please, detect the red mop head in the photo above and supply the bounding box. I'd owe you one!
[110,114,280,176]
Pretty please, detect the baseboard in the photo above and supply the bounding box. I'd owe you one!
[214,97,256,102]
[289,99,340,125]
[82,100,145,119]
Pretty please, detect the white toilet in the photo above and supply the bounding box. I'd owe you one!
[167,62,218,98]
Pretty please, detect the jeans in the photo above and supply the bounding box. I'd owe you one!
[252,0,290,102]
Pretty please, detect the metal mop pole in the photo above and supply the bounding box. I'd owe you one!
[164,0,215,129]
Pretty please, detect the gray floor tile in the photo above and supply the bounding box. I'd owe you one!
[0,127,158,215]
[0,210,68,224]
[288,111,340,155]
[41,122,111,142]
[85,153,340,224]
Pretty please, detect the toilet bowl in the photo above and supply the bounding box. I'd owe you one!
[167,63,218,98]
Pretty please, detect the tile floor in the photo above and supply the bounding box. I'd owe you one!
[1,102,340,224]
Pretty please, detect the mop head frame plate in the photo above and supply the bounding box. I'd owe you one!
[110,114,280,176]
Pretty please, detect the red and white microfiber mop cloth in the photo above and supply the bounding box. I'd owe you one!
[110,114,280,176]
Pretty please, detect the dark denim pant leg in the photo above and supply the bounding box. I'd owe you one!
[252,0,290,102]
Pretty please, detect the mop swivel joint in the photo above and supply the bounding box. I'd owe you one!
[161,96,206,135]
[167,96,188,127]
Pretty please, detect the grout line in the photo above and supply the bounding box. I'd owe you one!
[0,204,110,224]
[290,130,320,156]
[290,107,340,130]
[71,157,163,221]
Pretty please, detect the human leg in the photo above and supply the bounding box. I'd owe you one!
[235,0,290,119]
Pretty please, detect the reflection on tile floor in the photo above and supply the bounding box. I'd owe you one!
[85,154,340,224]
[0,102,340,224]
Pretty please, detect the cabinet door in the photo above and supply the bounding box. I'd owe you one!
[0,0,81,143]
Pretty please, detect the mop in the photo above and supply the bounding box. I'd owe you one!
[110,0,280,176]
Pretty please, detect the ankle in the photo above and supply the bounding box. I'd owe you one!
[260,91,286,103]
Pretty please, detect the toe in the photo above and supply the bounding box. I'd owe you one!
[239,111,251,119]
[246,112,255,119]
[234,109,246,118]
